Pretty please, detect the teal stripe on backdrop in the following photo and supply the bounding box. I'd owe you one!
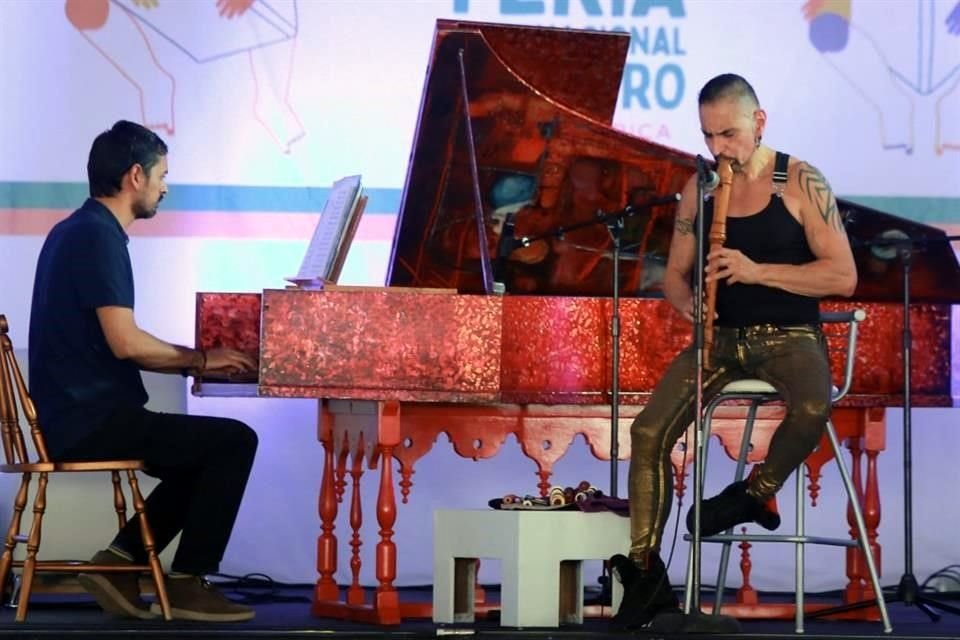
[843,196,960,225]
[0,182,403,213]
[2,182,959,224]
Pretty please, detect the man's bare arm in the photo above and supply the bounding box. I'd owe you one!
[663,176,700,321]
[755,162,856,297]
[706,162,856,298]
[96,306,255,374]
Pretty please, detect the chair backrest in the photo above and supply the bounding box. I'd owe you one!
[819,308,866,403]
[0,314,50,466]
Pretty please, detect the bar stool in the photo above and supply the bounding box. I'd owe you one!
[684,309,892,634]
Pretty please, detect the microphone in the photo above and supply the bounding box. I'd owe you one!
[621,192,682,215]
[869,228,911,261]
[496,212,519,259]
[702,169,720,192]
[514,193,682,248]
[696,154,720,192]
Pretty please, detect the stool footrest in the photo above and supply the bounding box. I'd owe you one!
[689,533,858,547]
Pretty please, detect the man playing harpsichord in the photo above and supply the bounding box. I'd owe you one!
[29,120,259,622]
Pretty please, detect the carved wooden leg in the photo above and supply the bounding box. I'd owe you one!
[315,401,340,604]
[736,532,758,605]
[536,470,552,497]
[474,559,486,607]
[398,459,415,504]
[841,407,884,605]
[111,471,128,528]
[845,437,867,602]
[17,472,48,622]
[347,445,365,606]
[862,408,885,603]
[0,473,30,610]
[374,442,400,624]
[127,470,171,621]
[860,447,882,599]
[336,448,349,504]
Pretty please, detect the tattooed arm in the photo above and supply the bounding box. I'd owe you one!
[754,161,857,297]
[663,175,701,321]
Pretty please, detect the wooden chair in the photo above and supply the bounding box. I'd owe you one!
[0,314,171,622]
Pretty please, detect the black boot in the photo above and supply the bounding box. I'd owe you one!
[686,480,781,537]
[609,552,679,630]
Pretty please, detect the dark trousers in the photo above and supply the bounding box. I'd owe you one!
[628,323,831,560]
[58,407,258,575]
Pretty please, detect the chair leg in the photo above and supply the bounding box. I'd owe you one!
[126,470,171,621]
[0,473,31,609]
[794,466,805,633]
[685,399,719,615]
[111,471,128,529]
[714,400,761,615]
[16,472,49,622]
[824,420,892,633]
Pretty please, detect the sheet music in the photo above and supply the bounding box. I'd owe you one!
[289,175,363,286]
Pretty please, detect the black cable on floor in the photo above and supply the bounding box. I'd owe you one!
[920,564,960,594]
[209,572,312,605]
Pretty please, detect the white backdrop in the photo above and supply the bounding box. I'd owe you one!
[1,0,959,595]
[2,0,958,194]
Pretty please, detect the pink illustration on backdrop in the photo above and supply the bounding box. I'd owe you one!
[64,0,305,153]
[802,0,960,155]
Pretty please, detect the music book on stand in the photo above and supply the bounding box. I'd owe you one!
[286,174,367,289]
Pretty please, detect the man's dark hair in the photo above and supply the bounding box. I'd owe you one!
[87,120,168,197]
[698,73,760,108]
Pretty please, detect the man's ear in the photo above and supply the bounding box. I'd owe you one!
[124,163,145,190]
[753,108,767,140]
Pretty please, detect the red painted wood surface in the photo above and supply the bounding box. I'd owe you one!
[196,290,953,405]
[193,287,940,625]
[309,400,884,624]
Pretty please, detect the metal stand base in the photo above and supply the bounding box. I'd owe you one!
[813,243,959,627]
[811,572,960,623]
[649,609,742,633]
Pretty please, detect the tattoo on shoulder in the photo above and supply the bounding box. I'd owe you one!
[797,163,844,232]
[675,218,694,235]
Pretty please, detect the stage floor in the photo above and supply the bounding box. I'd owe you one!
[2,585,960,639]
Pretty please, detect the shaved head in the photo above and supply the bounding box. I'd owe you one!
[698,73,760,109]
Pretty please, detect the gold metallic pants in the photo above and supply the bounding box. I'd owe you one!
[627,323,831,561]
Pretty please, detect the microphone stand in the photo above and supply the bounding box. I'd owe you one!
[609,213,625,498]
[649,155,739,633]
[508,193,680,498]
[809,232,960,623]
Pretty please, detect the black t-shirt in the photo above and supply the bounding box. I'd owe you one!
[29,198,148,457]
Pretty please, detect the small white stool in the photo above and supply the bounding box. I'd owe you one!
[433,509,628,627]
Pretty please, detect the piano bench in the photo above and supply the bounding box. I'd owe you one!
[432,509,627,627]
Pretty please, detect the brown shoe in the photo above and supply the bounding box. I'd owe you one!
[77,550,158,620]
[149,576,254,622]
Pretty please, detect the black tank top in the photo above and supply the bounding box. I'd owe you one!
[700,152,820,327]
